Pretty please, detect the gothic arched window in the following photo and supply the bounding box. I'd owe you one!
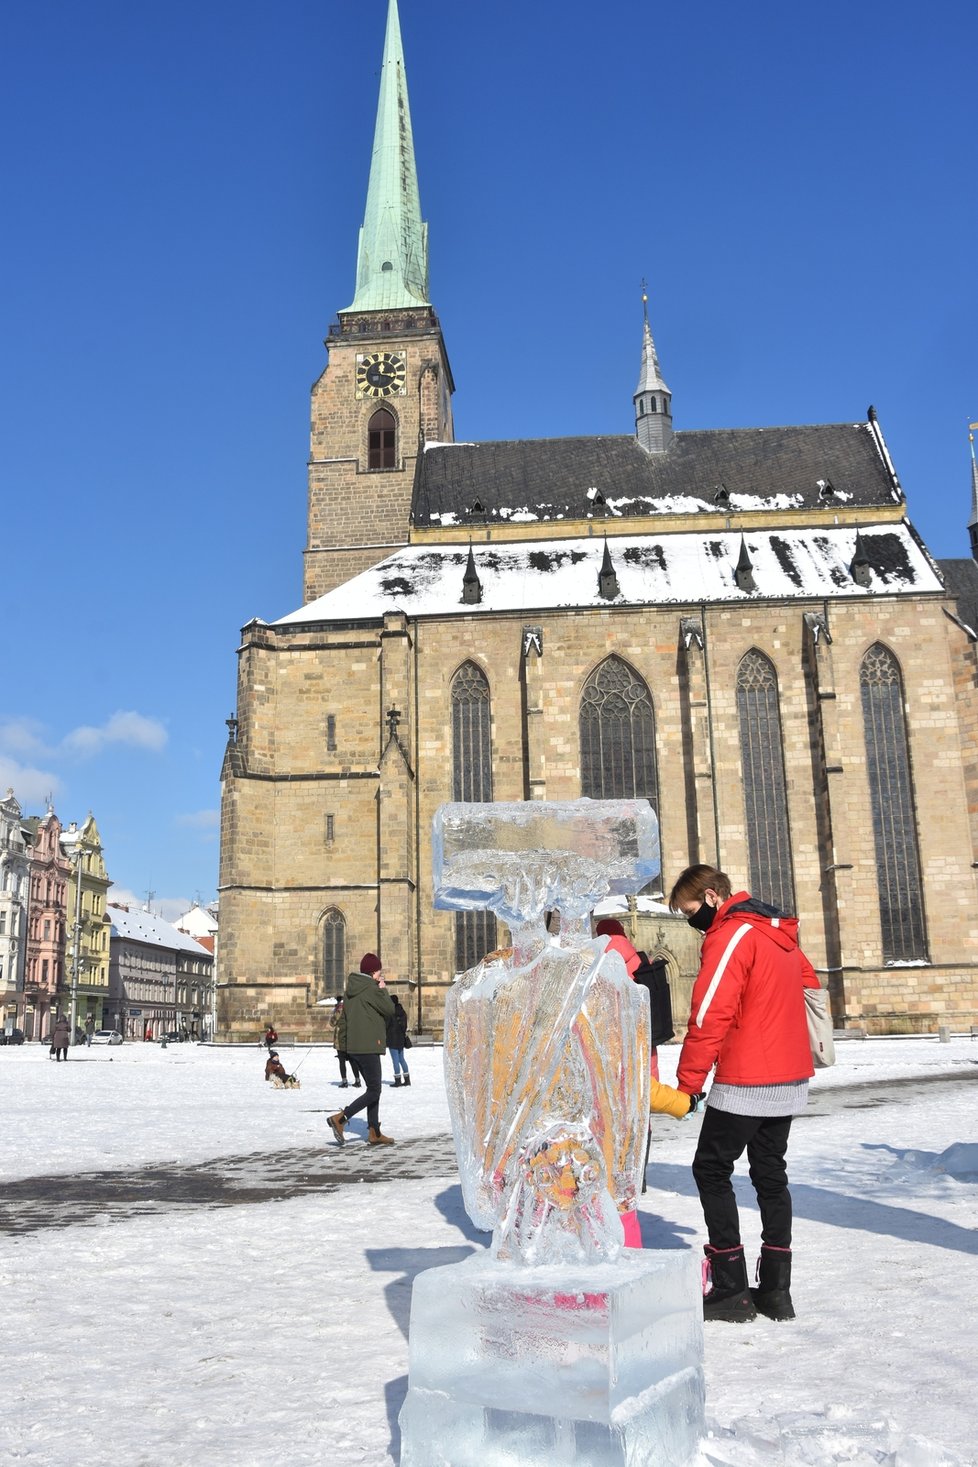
[579,656,658,808]
[321,909,347,998]
[451,662,497,970]
[368,407,396,470]
[737,650,795,914]
[860,644,927,961]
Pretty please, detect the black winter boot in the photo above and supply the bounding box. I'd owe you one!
[403,1072,411,1086]
[702,1245,757,1323]
[393,1076,402,1087]
[751,1245,795,1320]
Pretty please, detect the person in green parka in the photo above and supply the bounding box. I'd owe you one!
[328,954,396,1146]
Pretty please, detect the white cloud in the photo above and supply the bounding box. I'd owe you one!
[62,711,168,758]
[175,809,220,831]
[108,887,192,925]
[0,718,51,758]
[0,755,62,808]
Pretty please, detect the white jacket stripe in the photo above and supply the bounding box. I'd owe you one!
[695,923,753,1028]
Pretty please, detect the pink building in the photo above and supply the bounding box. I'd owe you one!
[23,807,70,1041]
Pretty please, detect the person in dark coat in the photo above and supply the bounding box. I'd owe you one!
[328,954,395,1146]
[50,1014,71,1062]
[330,999,362,1088]
[386,994,410,1087]
[263,1023,278,1050]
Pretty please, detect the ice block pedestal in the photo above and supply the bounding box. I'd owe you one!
[399,1249,705,1467]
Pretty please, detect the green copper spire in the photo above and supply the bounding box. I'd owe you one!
[344,0,429,313]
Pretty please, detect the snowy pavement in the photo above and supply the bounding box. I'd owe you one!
[1,1037,975,1466]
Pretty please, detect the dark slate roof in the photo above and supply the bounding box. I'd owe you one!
[937,558,978,633]
[412,423,901,528]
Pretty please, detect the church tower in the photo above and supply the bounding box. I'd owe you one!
[634,288,672,454]
[303,0,454,604]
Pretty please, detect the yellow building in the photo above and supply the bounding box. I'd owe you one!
[61,814,112,1034]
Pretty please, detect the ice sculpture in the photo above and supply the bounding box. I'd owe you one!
[399,799,705,1467]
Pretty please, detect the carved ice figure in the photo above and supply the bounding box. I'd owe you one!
[399,799,706,1467]
[434,799,658,1264]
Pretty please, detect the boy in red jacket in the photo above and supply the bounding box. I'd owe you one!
[659,864,820,1324]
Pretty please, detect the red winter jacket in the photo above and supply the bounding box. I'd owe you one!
[677,892,819,1095]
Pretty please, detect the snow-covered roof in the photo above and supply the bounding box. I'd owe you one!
[109,905,212,958]
[174,903,219,938]
[412,423,900,528]
[276,523,941,626]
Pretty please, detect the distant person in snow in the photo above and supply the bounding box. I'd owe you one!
[328,954,395,1147]
[49,1014,71,1062]
[386,994,411,1087]
[330,998,362,1089]
[652,865,819,1324]
[263,1023,278,1051]
[265,1051,300,1089]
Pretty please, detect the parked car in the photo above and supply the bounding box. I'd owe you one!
[0,1028,25,1046]
[164,1031,188,1044]
[91,1029,124,1046]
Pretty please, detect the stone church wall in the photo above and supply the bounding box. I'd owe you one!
[219,590,978,1040]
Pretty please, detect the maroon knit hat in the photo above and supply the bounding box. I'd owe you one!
[595,918,626,938]
[360,953,383,975]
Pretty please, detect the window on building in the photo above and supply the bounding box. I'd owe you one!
[44,919,51,939]
[736,649,795,914]
[0,913,5,934]
[860,643,927,961]
[326,814,335,845]
[322,909,346,998]
[368,407,397,470]
[326,714,337,751]
[451,661,497,970]
[42,959,49,983]
[579,656,659,814]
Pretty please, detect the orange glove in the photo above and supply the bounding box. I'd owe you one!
[649,1080,706,1120]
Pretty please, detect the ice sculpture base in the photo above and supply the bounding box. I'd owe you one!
[399,1250,705,1467]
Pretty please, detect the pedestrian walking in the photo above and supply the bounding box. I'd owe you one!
[330,999,362,1088]
[655,864,819,1323]
[328,954,395,1147]
[50,1014,71,1062]
[386,994,411,1087]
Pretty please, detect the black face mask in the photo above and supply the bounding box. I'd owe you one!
[687,900,717,933]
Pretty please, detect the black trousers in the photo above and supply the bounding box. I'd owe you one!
[691,1107,793,1251]
[339,1054,382,1131]
[337,1051,362,1083]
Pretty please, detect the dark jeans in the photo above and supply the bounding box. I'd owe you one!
[691,1107,793,1251]
[337,1051,362,1083]
[339,1054,382,1131]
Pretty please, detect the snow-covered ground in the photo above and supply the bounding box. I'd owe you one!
[1,1035,975,1466]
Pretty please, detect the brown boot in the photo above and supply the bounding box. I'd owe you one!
[368,1125,394,1146]
[328,1111,347,1146]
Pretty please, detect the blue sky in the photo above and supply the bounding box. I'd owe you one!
[2,0,975,917]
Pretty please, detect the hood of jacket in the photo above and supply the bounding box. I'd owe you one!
[345,971,376,1000]
[712,892,800,955]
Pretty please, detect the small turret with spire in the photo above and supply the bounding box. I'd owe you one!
[968,422,978,561]
[634,283,672,454]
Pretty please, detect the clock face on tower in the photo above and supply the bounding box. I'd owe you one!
[356,351,407,399]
